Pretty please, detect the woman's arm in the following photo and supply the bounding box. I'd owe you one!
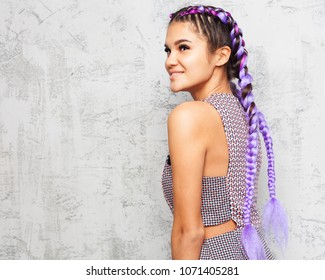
[167,101,210,260]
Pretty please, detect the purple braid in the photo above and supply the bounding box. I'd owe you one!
[169,5,288,258]
[226,15,267,259]
[258,112,276,198]
[258,112,288,249]
[228,16,288,249]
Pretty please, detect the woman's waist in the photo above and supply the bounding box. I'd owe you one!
[204,220,238,239]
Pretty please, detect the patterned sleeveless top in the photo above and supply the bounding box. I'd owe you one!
[161,93,262,229]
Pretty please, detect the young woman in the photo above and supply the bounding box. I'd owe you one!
[161,5,288,260]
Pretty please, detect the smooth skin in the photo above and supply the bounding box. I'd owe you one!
[164,21,236,259]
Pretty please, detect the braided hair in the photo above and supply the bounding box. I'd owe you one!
[168,5,288,259]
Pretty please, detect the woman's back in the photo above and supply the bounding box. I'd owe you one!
[162,93,274,259]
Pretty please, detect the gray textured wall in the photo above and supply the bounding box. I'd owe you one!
[0,0,324,260]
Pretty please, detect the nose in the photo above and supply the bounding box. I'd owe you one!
[165,51,178,70]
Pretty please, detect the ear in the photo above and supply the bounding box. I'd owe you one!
[214,46,231,66]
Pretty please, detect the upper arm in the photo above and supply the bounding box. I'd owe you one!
[167,102,209,231]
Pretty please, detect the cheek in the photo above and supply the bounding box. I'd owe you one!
[198,56,215,74]
[187,58,212,77]
[185,52,210,70]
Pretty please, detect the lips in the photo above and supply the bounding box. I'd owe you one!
[169,71,184,79]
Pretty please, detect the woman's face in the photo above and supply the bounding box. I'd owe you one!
[164,21,217,95]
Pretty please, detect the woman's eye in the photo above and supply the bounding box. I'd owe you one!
[179,45,189,51]
[164,47,171,54]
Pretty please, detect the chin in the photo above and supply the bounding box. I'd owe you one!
[170,84,189,93]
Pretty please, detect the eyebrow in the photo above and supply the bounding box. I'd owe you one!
[164,39,192,48]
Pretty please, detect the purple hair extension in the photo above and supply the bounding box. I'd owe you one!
[222,10,268,259]
[223,10,288,255]
[258,112,288,249]
[217,6,287,257]
[169,5,287,259]
[242,224,266,259]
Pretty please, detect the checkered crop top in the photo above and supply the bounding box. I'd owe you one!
[161,93,262,229]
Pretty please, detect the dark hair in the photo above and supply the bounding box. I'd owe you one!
[169,5,287,259]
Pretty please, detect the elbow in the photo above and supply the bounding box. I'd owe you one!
[171,225,205,259]
[184,228,205,243]
[173,226,205,245]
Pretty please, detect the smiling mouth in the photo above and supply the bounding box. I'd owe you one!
[170,72,184,78]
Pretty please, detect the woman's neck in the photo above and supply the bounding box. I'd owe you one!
[190,68,232,101]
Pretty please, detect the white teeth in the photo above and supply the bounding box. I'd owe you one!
[171,72,183,76]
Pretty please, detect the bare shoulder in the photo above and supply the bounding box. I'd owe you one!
[168,101,220,130]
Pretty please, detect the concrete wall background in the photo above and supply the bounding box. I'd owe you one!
[0,0,324,259]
